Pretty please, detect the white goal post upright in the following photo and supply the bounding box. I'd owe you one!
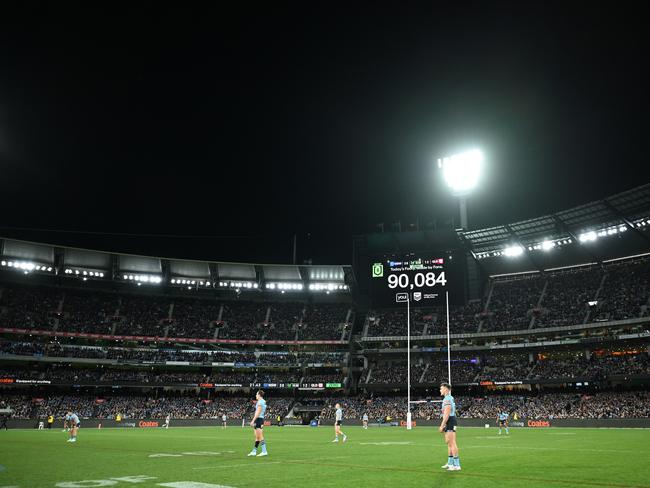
[446,290,451,385]
[406,296,412,430]
[406,290,452,430]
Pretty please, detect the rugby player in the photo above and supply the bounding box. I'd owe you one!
[497,411,509,435]
[439,383,460,471]
[247,390,268,457]
[65,411,80,443]
[332,403,347,443]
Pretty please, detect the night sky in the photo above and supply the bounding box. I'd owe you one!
[0,4,647,264]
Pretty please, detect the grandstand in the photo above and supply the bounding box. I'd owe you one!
[1,184,649,430]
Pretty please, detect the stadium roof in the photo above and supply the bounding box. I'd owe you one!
[0,238,355,293]
[460,183,650,267]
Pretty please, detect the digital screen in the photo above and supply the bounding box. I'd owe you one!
[370,251,463,308]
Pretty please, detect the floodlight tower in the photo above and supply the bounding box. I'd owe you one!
[437,148,484,229]
[436,148,484,387]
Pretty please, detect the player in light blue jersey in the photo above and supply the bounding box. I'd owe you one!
[439,383,461,471]
[497,411,509,435]
[65,411,80,443]
[248,390,268,457]
[331,403,347,442]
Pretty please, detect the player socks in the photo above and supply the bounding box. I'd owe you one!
[453,456,460,467]
[447,456,453,466]
[260,440,267,454]
[506,428,509,434]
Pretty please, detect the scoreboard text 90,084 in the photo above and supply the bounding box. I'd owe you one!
[370,253,462,307]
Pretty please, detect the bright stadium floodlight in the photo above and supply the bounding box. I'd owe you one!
[438,149,484,196]
[437,148,484,230]
[541,240,555,251]
[579,231,597,243]
[504,245,524,257]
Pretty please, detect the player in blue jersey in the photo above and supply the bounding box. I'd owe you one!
[439,383,461,471]
[497,411,509,435]
[65,412,80,443]
[248,390,268,457]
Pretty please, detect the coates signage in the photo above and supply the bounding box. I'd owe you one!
[139,420,159,428]
[527,420,551,428]
[0,378,15,384]
[400,420,416,427]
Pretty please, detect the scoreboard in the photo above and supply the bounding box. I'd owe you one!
[370,251,463,307]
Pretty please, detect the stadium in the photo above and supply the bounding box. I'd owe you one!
[2,4,650,488]
[2,182,650,487]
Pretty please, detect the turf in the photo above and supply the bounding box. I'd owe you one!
[1,425,649,488]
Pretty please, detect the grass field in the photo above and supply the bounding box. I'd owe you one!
[1,425,650,488]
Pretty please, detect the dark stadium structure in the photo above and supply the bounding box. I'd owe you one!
[1,184,650,427]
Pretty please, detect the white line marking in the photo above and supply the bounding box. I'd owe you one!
[157,483,235,488]
[193,462,282,470]
[463,445,635,453]
[359,442,413,445]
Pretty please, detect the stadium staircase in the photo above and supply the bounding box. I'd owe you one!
[361,314,370,338]
[526,362,538,379]
[471,370,481,383]
[418,364,429,383]
[585,273,608,324]
[529,279,549,329]
[476,281,496,333]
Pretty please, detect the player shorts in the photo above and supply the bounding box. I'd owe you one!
[443,416,457,432]
[499,420,507,426]
[254,418,264,429]
[74,423,80,428]
[335,420,342,426]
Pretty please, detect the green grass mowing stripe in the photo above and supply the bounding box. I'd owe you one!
[280,458,650,488]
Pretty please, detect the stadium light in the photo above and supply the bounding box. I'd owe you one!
[437,149,484,196]
[438,148,484,230]
[504,245,524,257]
[542,240,555,251]
[579,231,597,243]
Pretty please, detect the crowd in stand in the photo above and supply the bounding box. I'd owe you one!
[167,297,221,339]
[302,373,344,384]
[535,269,603,328]
[592,260,650,322]
[2,390,650,420]
[477,355,532,381]
[299,304,352,340]
[364,258,650,336]
[0,286,60,329]
[0,366,253,385]
[1,394,293,420]
[0,283,352,341]
[2,342,648,384]
[58,291,116,335]
[483,276,545,331]
[321,391,650,420]
[0,340,348,366]
[364,363,432,384]
[530,355,589,379]
[421,360,479,384]
[459,391,650,419]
